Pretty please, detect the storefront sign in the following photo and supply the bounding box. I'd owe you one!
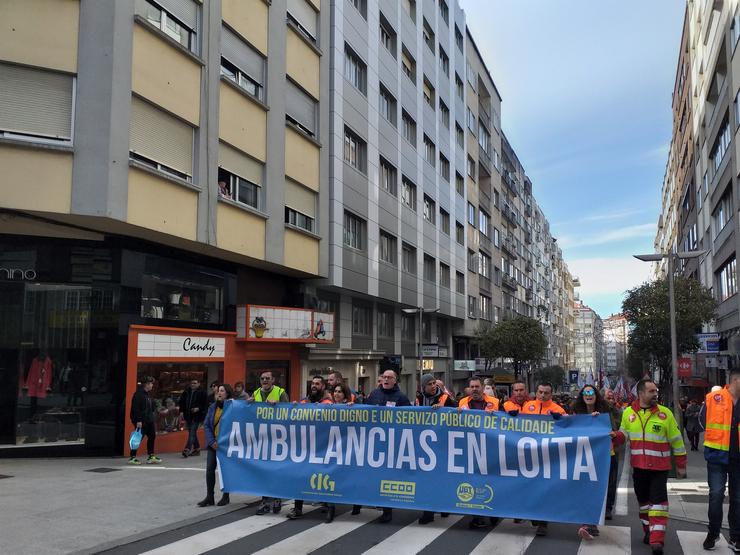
[422,344,439,357]
[494,374,515,384]
[475,358,487,371]
[696,333,720,353]
[137,333,225,358]
[237,305,335,343]
[569,370,579,384]
[0,267,37,280]
[438,346,449,358]
[422,359,434,370]
[454,360,476,371]
[677,357,692,378]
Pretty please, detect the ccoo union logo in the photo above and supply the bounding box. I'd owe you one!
[380,480,416,500]
[310,473,335,492]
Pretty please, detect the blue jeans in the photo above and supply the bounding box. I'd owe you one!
[184,420,201,452]
[707,461,740,539]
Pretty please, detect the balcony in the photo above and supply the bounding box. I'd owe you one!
[502,204,518,227]
[525,260,533,273]
[502,236,517,258]
[525,230,532,245]
[504,172,519,196]
[502,274,518,291]
[525,287,533,301]
[525,203,532,217]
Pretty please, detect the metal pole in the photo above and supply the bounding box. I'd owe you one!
[668,255,682,431]
[418,307,423,394]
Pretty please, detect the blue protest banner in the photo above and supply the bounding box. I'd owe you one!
[218,402,611,524]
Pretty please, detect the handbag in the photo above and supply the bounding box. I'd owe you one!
[129,428,143,450]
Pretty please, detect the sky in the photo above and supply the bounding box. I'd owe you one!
[460,0,686,318]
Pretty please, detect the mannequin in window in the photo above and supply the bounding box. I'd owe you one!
[24,352,53,417]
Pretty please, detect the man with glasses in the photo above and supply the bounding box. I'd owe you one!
[366,370,411,522]
[252,370,289,515]
[178,378,207,457]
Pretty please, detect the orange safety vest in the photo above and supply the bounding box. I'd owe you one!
[459,394,499,412]
[704,386,740,454]
[503,400,525,412]
[415,393,450,406]
[521,399,566,415]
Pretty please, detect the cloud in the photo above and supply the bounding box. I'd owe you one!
[552,208,651,227]
[568,256,653,304]
[558,223,656,249]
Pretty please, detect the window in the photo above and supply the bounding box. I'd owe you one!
[286,80,318,137]
[344,44,367,94]
[402,110,417,146]
[423,195,436,224]
[439,46,449,76]
[352,302,372,336]
[379,84,397,125]
[456,222,464,244]
[452,174,462,199]
[493,227,500,247]
[424,135,436,166]
[439,0,449,24]
[710,119,731,175]
[467,202,476,225]
[403,0,416,22]
[349,0,367,19]
[468,249,478,272]
[402,243,417,274]
[344,127,367,172]
[455,25,463,52]
[379,13,397,57]
[455,73,464,100]
[468,295,477,318]
[423,254,436,282]
[402,313,415,340]
[440,208,450,234]
[136,0,198,52]
[378,307,394,338]
[221,27,265,100]
[478,123,490,154]
[287,0,318,43]
[380,157,397,196]
[467,108,478,135]
[285,207,314,232]
[0,63,74,143]
[456,271,465,294]
[402,177,417,210]
[467,156,477,181]
[479,209,490,237]
[480,294,492,320]
[343,211,365,250]
[466,61,477,88]
[439,153,450,181]
[423,19,435,51]
[736,88,740,129]
[732,11,740,50]
[714,190,733,236]
[401,47,416,83]
[717,256,737,302]
[440,100,450,128]
[423,78,435,109]
[479,252,490,278]
[440,263,451,288]
[379,230,397,265]
[130,96,194,180]
[456,123,464,147]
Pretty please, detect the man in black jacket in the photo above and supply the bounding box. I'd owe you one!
[179,378,207,457]
[366,370,411,522]
[129,376,161,465]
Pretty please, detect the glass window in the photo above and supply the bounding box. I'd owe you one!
[352,302,372,336]
[343,211,365,250]
[467,202,476,225]
[456,172,464,196]
[344,44,367,94]
[379,230,397,265]
[136,0,197,52]
[402,313,415,340]
[423,254,436,282]
[218,167,260,210]
[379,84,397,125]
[479,209,489,237]
[456,271,465,294]
[423,79,435,109]
[377,308,394,338]
[344,127,367,172]
[439,153,450,181]
[285,207,314,233]
[440,263,450,288]
[439,46,449,76]
[220,57,262,101]
[440,100,450,129]
[402,243,417,274]
[423,19,435,51]
[141,273,223,324]
[380,157,397,196]
[423,195,436,223]
[379,13,397,56]
[456,221,464,244]
[402,177,417,210]
[440,208,450,234]
[402,110,417,146]
[455,74,463,100]
[456,123,464,148]
[424,135,435,166]
[439,0,449,24]
[401,47,416,83]
[717,256,737,302]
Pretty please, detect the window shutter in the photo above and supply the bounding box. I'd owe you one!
[221,26,265,84]
[287,0,317,39]
[218,142,262,185]
[130,96,193,176]
[286,81,317,135]
[0,63,73,140]
[285,179,316,218]
[157,0,198,30]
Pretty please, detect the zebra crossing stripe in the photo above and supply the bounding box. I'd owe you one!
[468,520,536,555]
[576,525,630,555]
[362,515,463,554]
[677,530,728,553]
[250,508,378,555]
[139,503,316,555]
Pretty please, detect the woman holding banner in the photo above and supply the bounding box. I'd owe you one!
[198,384,233,508]
[570,384,610,540]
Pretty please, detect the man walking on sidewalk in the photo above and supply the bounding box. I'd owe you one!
[700,368,740,551]
[128,376,162,465]
[613,379,687,555]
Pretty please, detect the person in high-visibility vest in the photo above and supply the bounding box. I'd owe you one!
[612,378,686,555]
[252,370,289,516]
[698,368,740,551]
[503,381,528,414]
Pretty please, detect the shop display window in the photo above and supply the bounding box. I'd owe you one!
[137,363,222,435]
[245,360,290,397]
[140,274,222,324]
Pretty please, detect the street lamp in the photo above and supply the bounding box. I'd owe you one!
[633,250,707,430]
[402,306,440,393]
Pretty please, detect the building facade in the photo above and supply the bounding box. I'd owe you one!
[573,300,604,380]
[603,313,629,378]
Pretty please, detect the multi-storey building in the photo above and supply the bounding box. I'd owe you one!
[574,300,604,379]
[603,313,629,378]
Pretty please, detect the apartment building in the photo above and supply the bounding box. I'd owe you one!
[574,300,604,378]
[603,313,629,377]
[0,0,331,455]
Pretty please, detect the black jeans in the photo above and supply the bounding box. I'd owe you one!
[206,446,217,498]
[184,420,201,452]
[606,454,619,510]
[130,421,156,457]
[707,461,740,539]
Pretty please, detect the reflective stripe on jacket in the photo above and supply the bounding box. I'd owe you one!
[703,386,740,463]
[614,401,686,471]
[459,394,499,411]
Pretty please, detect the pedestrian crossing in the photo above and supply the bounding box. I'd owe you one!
[105,501,714,555]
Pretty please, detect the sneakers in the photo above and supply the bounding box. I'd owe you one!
[728,538,740,552]
[469,517,488,529]
[703,533,719,550]
[286,508,303,520]
[190,449,200,456]
[256,503,271,515]
[578,526,594,541]
[127,457,141,465]
[181,449,189,458]
[146,455,162,464]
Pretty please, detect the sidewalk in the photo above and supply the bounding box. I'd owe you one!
[0,453,259,555]
[667,443,710,524]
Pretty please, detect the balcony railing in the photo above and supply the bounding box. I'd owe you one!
[502,274,518,291]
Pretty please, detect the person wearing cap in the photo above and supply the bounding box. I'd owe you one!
[416,374,457,408]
